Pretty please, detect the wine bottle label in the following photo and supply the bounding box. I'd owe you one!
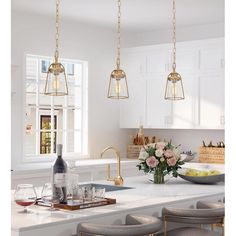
[54,173,67,187]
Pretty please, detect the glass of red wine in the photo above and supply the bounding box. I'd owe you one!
[41,183,63,211]
[14,184,37,213]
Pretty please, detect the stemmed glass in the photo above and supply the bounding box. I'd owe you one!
[14,184,37,213]
[41,183,63,211]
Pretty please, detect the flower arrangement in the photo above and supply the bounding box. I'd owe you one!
[137,141,185,183]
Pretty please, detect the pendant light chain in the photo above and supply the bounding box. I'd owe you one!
[116,0,121,69]
[55,0,60,61]
[172,0,176,71]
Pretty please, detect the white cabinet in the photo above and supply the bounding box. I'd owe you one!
[172,72,198,128]
[198,73,224,128]
[119,38,225,130]
[119,51,147,128]
[146,48,172,75]
[121,51,146,75]
[119,75,146,128]
[199,39,224,72]
[146,75,172,128]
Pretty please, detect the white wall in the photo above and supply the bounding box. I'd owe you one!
[123,22,224,47]
[11,10,131,170]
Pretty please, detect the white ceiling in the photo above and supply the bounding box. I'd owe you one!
[12,0,224,32]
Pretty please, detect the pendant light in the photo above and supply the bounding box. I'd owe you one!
[44,0,68,96]
[165,0,184,100]
[107,0,129,99]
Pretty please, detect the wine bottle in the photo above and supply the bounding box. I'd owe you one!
[52,144,68,204]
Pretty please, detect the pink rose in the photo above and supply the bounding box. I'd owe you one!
[164,149,174,158]
[146,156,159,168]
[156,142,166,150]
[167,156,177,166]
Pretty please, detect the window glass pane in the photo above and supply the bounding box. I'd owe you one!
[66,63,74,76]
[25,107,36,131]
[56,131,63,146]
[74,64,82,86]
[67,131,81,153]
[25,130,37,155]
[39,82,51,106]
[41,60,51,74]
[53,96,65,107]
[26,82,37,106]
[68,87,81,108]
[67,109,81,130]
[57,108,63,130]
[40,131,52,154]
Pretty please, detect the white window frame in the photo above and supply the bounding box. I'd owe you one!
[23,54,88,163]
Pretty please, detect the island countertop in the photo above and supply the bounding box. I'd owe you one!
[12,171,224,236]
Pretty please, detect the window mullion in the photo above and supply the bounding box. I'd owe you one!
[51,96,54,154]
[35,59,40,155]
[63,95,68,153]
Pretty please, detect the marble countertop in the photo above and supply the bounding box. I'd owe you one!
[12,166,224,232]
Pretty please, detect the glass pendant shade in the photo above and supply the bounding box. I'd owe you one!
[165,71,184,100]
[164,0,184,100]
[44,62,68,96]
[108,69,129,99]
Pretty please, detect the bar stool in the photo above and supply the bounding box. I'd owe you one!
[77,213,162,236]
[162,206,225,236]
[197,200,225,236]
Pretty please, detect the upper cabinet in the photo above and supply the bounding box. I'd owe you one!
[120,38,224,130]
[119,51,147,128]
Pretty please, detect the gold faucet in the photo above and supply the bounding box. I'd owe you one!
[100,146,124,186]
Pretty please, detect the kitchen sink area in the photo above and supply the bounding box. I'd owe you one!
[79,183,134,192]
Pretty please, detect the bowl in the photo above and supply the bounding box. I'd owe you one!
[180,153,196,162]
[178,173,225,184]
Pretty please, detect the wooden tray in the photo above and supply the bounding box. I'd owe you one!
[37,198,116,211]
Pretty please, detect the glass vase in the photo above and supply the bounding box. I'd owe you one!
[154,168,164,184]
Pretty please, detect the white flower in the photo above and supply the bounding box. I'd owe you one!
[160,157,165,162]
[138,149,149,161]
[155,149,163,157]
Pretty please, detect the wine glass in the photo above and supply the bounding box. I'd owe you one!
[41,183,63,211]
[14,184,37,213]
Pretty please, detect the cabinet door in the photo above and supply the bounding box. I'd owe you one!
[121,51,146,75]
[119,74,146,128]
[199,39,224,72]
[176,48,199,73]
[146,49,172,75]
[199,73,224,128]
[172,73,198,128]
[146,75,172,128]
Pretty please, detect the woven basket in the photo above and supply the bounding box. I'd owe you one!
[199,147,225,164]
[127,145,143,159]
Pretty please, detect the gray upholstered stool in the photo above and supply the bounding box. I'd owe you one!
[77,213,162,236]
[197,200,225,209]
[197,200,225,235]
[162,206,224,236]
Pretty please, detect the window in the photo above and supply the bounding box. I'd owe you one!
[24,54,88,160]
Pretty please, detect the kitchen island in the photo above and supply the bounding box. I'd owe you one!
[12,174,224,236]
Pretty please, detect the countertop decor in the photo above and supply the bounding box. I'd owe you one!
[11,169,224,236]
[137,141,184,184]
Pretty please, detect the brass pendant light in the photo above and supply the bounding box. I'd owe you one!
[108,0,129,99]
[44,0,68,96]
[165,0,184,100]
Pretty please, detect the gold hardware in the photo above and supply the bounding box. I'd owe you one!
[100,146,124,186]
[164,219,167,236]
[44,0,68,96]
[108,0,129,99]
[164,0,184,100]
